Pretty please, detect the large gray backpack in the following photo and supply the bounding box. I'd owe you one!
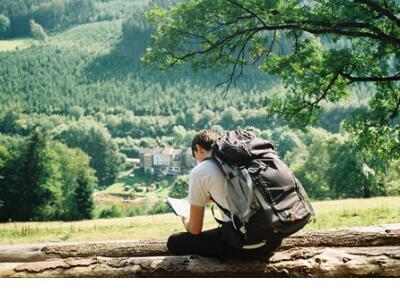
[210,130,315,248]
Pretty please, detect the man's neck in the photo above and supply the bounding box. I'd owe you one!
[200,153,212,162]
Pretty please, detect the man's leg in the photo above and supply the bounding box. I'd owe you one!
[167,227,232,257]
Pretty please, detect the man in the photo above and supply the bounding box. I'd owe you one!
[167,130,282,259]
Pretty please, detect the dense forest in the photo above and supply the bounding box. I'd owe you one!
[0,0,399,221]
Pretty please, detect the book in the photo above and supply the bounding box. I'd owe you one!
[166,197,190,217]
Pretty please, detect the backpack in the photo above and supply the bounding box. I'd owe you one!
[210,130,315,249]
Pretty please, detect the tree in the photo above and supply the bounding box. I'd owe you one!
[219,107,243,130]
[144,0,400,160]
[288,128,334,200]
[20,130,63,220]
[0,104,24,135]
[30,20,47,41]
[195,109,215,129]
[70,170,95,220]
[0,145,10,213]
[54,120,124,187]
[168,174,189,198]
[68,106,85,120]
[0,14,10,37]
[325,137,384,198]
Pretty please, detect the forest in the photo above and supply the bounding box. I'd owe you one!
[0,0,399,222]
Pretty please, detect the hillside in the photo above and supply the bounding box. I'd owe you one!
[0,0,399,224]
[0,18,273,114]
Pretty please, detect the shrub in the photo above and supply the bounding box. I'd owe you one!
[30,20,47,41]
[98,205,121,219]
[168,175,188,198]
[148,200,172,215]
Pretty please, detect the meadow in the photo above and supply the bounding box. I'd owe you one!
[0,39,32,52]
[0,196,399,244]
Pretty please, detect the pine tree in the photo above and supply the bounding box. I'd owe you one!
[20,129,62,220]
[72,170,94,220]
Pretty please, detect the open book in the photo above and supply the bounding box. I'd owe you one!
[166,197,190,218]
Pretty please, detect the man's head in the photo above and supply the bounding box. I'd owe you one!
[191,130,218,162]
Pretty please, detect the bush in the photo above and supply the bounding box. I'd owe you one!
[98,205,121,219]
[168,175,188,198]
[30,20,47,41]
[148,200,172,215]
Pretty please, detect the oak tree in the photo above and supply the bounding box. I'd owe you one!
[144,0,400,159]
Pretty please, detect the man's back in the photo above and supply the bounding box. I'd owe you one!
[188,158,230,221]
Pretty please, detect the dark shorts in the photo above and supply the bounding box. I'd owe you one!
[167,226,283,260]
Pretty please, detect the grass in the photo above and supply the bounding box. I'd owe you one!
[95,169,174,204]
[0,39,32,52]
[0,196,399,244]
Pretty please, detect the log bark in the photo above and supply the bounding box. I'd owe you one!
[0,246,399,278]
[1,224,400,277]
[1,223,399,262]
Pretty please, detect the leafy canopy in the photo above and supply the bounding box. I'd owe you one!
[144,0,400,159]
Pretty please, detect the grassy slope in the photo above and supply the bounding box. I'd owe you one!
[1,196,399,244]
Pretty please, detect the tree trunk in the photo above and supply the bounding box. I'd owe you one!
[1,223,399,262]
[0,223,399,277]
[0,246,399,278]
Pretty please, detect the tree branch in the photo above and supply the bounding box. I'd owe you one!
[354,0,400,28]
[340,71,400,82]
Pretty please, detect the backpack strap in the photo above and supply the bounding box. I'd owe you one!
[211,203,226,225]
[208,192,231,223]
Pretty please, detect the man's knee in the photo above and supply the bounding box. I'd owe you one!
[166,232,183,254]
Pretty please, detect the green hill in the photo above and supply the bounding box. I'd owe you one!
[0,15,273,114]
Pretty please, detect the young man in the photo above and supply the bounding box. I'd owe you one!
[167,130,282,259]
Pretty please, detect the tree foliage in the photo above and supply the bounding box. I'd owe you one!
[0,132,96,221]
[144,0,400,159]
[30,19,47,41]
[0,14,10,37]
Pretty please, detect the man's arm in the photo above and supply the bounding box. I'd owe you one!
[182,204,205,235]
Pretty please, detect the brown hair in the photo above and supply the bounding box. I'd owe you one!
[191,130,218,156]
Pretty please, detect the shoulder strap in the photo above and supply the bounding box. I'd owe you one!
[211,204,225,225]
[209,193,230,224]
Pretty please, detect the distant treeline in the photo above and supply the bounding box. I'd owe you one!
[0,0,96,38]
[0,0,180,39]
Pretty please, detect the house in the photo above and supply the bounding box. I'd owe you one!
[139,148,154,174]
[138,147,197,176]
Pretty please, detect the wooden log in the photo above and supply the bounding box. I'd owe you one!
[1,223,400,262]
[0,246,399,277]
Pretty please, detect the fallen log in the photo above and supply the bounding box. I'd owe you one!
[0,246,399,278]
[1,223,399,262]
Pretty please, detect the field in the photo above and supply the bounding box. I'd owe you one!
[0,39,32,52]
[0,196,399,244]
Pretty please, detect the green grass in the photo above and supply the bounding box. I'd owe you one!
[0,196,399,244]
[0,39,32,52]
[96,170,173,203]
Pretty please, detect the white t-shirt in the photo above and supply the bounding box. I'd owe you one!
[187,158,230,221]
